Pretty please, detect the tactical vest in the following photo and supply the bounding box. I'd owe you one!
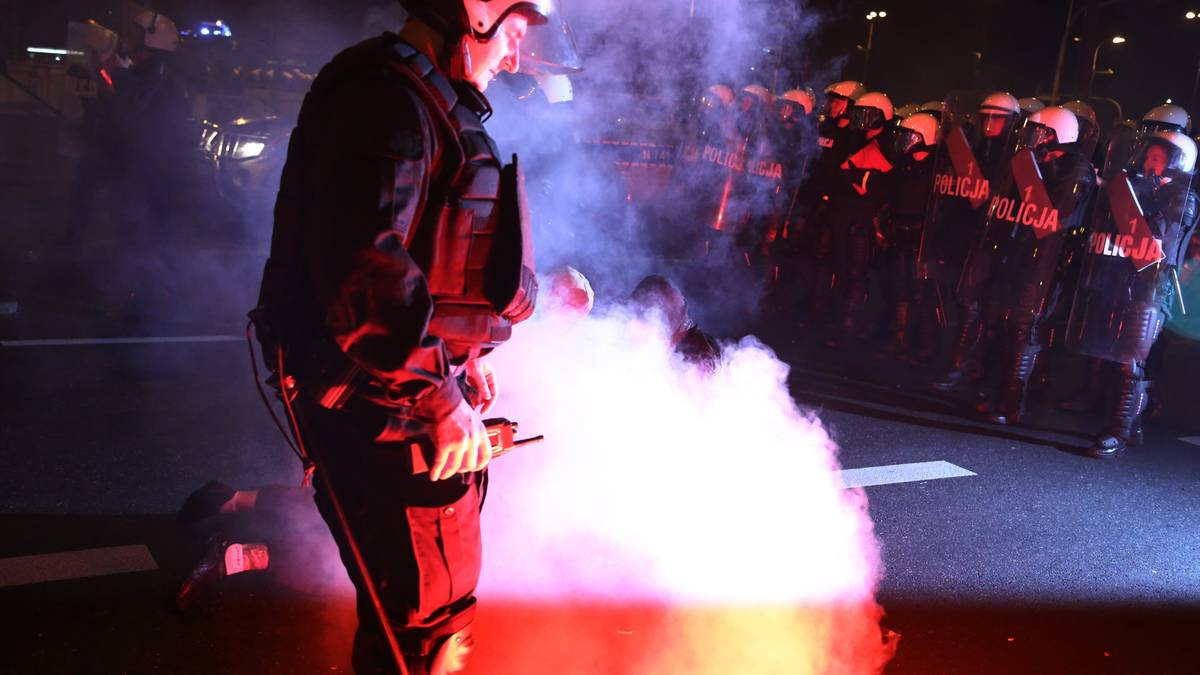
[261,35,536,363]
[255,36,537,412]
[385,41,537,359]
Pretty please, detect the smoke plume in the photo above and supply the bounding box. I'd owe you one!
[471,304,891,673]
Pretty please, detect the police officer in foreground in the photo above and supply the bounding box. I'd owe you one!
[253,1,561,672]
[1066,131,1199,458]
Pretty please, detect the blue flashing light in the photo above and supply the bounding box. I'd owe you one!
[194,22,233,38]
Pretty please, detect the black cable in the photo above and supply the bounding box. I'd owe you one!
[244,319,301,461]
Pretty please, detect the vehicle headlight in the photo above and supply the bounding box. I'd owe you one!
[229,139,266,160]
[209,133,268,160]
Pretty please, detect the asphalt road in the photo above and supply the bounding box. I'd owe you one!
[3,255,1200,675]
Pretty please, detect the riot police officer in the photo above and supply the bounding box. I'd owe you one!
[253,1,561,672]
[825,91,895,344]
[928,92,1022,391]
[879,113,940,360]
[972,107,1097,424]
[763,88,818,312]
[1067,131,1199,457]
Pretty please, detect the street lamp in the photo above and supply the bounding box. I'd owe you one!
[861,10,887,80]
[1087,35,1126,98]
[1188,12,1200,115]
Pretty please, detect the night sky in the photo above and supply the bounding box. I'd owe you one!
[809,0,1200,120]
[5,0,1200,122]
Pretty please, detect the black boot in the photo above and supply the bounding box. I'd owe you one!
[983,344,1040,425]
[933,306,982,391]
[175,537,230,610]
[1091,377,1150,459]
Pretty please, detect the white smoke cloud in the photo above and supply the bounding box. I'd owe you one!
[470,304,891,673]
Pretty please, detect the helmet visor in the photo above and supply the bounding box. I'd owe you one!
[848,105,885,131]
[517,2,582,74]
[1018,120,1058,152]
[892,127,925,156]
[1129,138,1188,177]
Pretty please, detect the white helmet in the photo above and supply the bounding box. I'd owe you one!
[545,266,594,317]
[894,103,920,119]
[133,11,180,53]
[824,80,866,101]
[1017,97,1046,114]
[402,0,552,41]
[855,91,894,120]
[899,113,940,147]
[1062,100,1097,125]
[1142,104,1192,134]
[918,100,947,116]
[979,92,1020,116]
[704,84,734,108]
[779,89,815,115]
[1150,130,1198,173]
[1027,106,1080,146]
[741,84,773,106]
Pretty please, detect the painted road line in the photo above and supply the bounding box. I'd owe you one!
[1179,437,1200,447]
[796,388,1088,448]
[839,460,977,489]
[1,336,243,347]
[0,545,158,588]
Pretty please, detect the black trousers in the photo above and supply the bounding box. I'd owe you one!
[296,399,485,675]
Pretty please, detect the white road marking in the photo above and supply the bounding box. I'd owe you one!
[0,544,158,588]
[839,460,977,489]
[1178,437,1200,447]
[1,336,242,347]
[797,388,1087,448]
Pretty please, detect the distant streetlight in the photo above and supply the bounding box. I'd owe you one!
[1088,36,1126,97]
[862,10,888,80]
[1187,11,1197,20]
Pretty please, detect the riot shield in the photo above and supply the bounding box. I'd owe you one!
[669,89,741,239]
[961,118,1098,321]
[917,91,1021,289]
[669,89,782,257]
[1066,135,1199,363]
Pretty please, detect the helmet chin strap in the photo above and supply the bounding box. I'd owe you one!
[460,37,473,78]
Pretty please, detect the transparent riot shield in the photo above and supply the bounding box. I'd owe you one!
[917,91,1021,290]
[1066,135,1199,363]
[669,88,742,239]
[961,116,1099,322]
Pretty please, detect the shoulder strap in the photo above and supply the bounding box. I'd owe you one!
[385,40,468,187]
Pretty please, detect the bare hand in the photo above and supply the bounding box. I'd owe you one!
[429,400,490,481]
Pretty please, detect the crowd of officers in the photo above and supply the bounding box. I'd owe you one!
[670,81,1200,460]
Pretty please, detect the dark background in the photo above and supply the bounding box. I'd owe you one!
[6,0,1200,121]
